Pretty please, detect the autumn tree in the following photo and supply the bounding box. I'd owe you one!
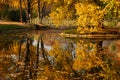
[0,0,10,19]
[47,0,77,27]
[102,0,120,20]
[75,2,104,33]
[25,0,31,23]
[75,0,120,33]
[0,0,25,21]
[48,0,120,32]
[37,0,50,23]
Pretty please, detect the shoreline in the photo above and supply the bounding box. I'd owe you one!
[60,33,120,39]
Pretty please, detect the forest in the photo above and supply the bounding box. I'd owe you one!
[0,0,120,80]
[0,0,120,30]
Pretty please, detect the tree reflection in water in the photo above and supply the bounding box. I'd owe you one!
[0,36,120,80]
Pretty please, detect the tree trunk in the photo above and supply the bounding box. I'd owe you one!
[0,13,1,19]
[38,0,41,23]
[27,0,31,24]
[19,0,23,22]
[40,2,45,23]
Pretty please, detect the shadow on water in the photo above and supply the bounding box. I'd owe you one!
[0,30,120,79]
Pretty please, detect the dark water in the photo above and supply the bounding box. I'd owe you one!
[0,30,120,79]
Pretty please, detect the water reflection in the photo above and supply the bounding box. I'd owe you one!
[0,30,120,79]
[33,40,52,51]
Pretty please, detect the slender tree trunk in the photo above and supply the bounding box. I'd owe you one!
[35,36,40,79]
[38,0,41,23]
[24,38,31,80]
[40,16,43,23]
[41,37,46,60]
[19,0,23,22]
[27,0,31,24]
[0,13,1,19]
[40,2,45,23]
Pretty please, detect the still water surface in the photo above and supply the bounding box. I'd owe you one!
[0,30,120,79]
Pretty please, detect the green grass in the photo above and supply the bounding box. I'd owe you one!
[0,24,28,31]
[103,21,117,28]
[64,28,78,34]
[64,28,118,35]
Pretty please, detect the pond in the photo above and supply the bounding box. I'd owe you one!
[0,30,120,80]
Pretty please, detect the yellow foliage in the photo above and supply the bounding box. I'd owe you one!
[72,40,120,79]
[49,10,64,27]
[49,5,74,27]
[48,0,120,32]
[73,40,99,70]
[1,39,120,79]
[49,40,73,72]
[75,2,104,33]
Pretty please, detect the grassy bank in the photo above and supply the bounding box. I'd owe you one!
[64,28,78,34]
[64,28,120,35]
[0,24,28,31]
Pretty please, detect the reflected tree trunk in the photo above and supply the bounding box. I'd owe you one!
[16,39,22,72]
[40,37,50,64]
[35,36,40,79]
[19,39,22,60]
[24,38,31,80]
[96,41,103,53]
[41,37,46,60]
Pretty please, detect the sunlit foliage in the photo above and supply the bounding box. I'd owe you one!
[48,0,77,27]
[1,0,120,30]
[48,0,120,32]
[75,2,103,33]
[75,0,120,33]
[103,0,120,20]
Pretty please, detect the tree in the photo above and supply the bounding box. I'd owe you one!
[75,2,104,33]
[37,0,50,23]
[102,0,120,20]
[26,0,31,23]
[48,0,77,27]
[0,0,25,22]
[19,0,23,22]
[0,0,9,19]
[38,0,41,23]
[48,0,120,32]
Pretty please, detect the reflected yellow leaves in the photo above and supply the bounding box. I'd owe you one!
[73,40,100,70]
[49,40,73,72]
[0,38,120,79]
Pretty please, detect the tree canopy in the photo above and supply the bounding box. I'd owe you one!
[48,0,120,32]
